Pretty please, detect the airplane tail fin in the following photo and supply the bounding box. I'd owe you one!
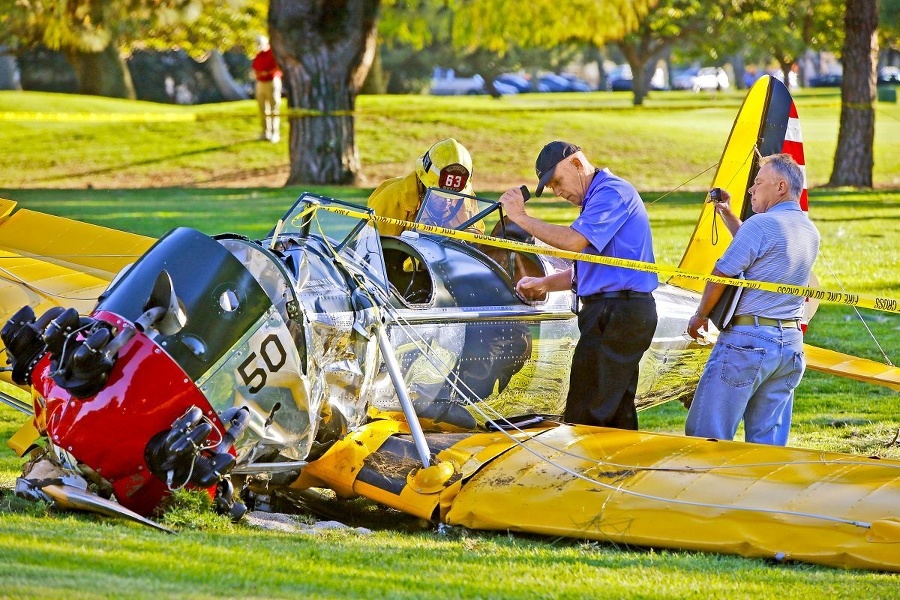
[668,75,806,293]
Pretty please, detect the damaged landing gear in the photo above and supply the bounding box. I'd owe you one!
[15,453,176,533]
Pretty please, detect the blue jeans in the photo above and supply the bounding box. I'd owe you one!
[685,324,805,445]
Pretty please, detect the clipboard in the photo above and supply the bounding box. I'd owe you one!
[709,274,744,330]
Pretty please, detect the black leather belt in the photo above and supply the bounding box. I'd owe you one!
[580,291,653,302]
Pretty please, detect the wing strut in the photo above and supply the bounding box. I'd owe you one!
[375,322,432,466]
[374,316,458,493]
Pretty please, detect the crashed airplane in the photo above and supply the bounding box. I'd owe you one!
[1,75,899,570]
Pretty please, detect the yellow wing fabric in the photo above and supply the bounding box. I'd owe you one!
[444,425,900,571]
[804,344,900,392]
[0,198,154,389]
[295,419,900,572]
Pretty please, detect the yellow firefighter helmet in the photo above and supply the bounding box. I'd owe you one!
[415,138,473,195]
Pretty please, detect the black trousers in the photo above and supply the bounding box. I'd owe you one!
[564,295,657,429]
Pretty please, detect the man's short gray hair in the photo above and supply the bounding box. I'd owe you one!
[759,153,804,201]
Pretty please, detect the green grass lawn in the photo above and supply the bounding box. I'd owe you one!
[3,86,900,190]
[0,90,899,597]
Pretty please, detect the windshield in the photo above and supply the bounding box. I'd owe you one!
[273,193,389,292]
[276,193,370,242]
[415,188,496,232]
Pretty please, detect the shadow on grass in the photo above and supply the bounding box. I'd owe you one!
[27,137,271,185]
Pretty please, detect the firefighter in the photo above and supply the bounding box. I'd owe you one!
[368,138,482,236]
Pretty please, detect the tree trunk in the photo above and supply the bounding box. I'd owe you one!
[632,68,647,106]
[360,44,387,94]
[205,50,249,101]
[65,45,135,99]
[778,62,793,87]
[731,54,746,90]
[617,39,668,107]
[828,0,877,188]
[618,50,648,106]
[270,0,380,186]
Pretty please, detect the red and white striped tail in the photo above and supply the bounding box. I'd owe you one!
[781,102,808,211]
[781,101,814,332]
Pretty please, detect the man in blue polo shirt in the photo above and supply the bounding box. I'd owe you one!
[499,141,658,429]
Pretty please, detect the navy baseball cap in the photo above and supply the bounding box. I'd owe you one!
[535,141,580,197]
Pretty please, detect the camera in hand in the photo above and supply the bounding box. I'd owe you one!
[709,187,725,203]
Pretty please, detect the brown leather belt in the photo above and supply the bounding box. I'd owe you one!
[731,315,800,328]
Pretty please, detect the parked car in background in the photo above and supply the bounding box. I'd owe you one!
[672,67,728,92]
[430,71,486,95]
[607,64,633,91]
[606,65,666,92]
[494,73,532,93]
[671,67,699,90]
[559,73,592,92]
[808,72,842,87]
[693,67,729,92]
[536,74,567,92]
[489,79,519,95]
[609,76,634,91]
[429,70,518,96]
[537,73,590,92]
[879,67,900,85]
[807,68,897,88]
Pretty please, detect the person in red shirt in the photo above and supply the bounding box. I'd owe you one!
[251,35,282,143]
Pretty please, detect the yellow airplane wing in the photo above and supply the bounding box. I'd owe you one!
[295,418,900,572]
[804,344,900,391]
[0,198,154,393]
[668,76,781,291]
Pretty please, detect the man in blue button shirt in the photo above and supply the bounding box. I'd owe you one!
[499,141,658,429]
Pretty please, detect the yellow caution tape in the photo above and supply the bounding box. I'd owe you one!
[5,100,858,124]
[0,112,195,123]
[0,107,353,123]
[314,204,900,315]
[285,108,355,118]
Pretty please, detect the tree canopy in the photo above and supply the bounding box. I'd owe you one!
[0,0,266,97]
[881,0,900,49]
[375,0,650,96]
[724,0,843,82]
